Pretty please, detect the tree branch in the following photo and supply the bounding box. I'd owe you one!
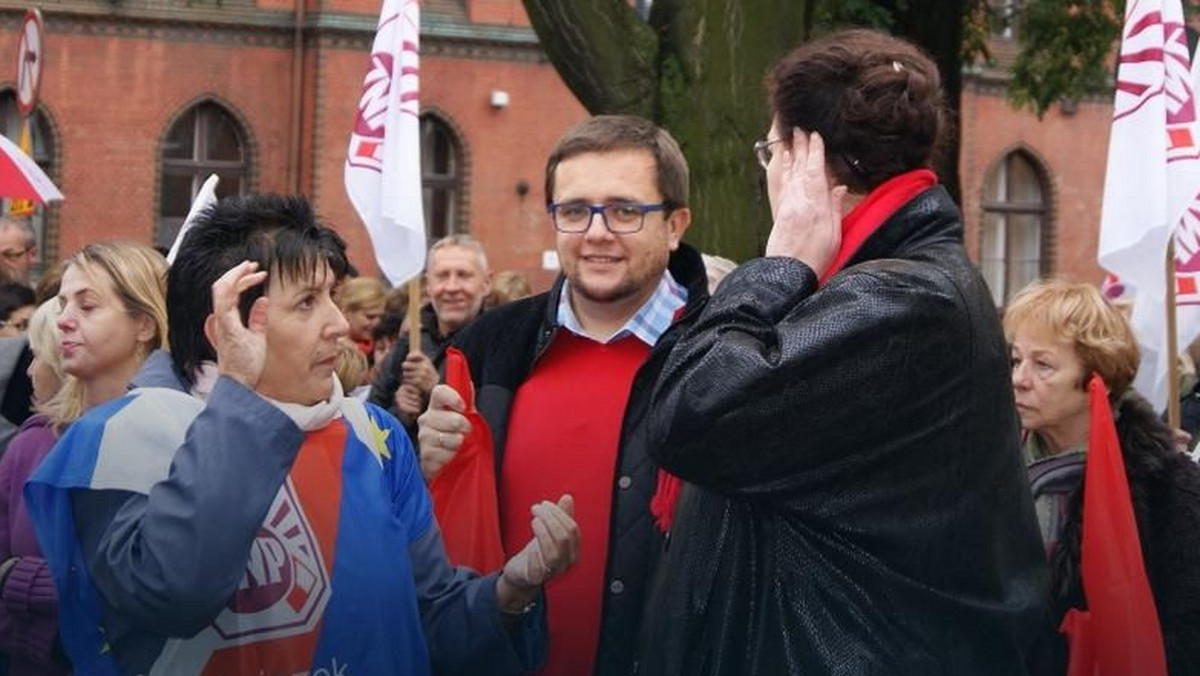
[521,0,660,117]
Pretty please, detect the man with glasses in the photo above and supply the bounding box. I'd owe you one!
[418,115,708,676]
[0,219,36,285]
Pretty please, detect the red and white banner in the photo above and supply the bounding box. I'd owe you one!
[1099,0,1200,411]
[345,0,426,286]
[0,131,60,205]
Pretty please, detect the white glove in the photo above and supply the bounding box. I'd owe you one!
[501,495,580,589]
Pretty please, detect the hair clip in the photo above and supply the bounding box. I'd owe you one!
[844,154,868,178]
[892,60,904,73]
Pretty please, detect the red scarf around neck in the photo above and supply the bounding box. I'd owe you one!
[649,169,938,534]
[819,168,938,284]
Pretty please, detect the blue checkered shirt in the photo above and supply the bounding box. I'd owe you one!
[557,271,688,346]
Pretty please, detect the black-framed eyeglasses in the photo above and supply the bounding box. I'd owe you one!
[753,138,786,170]
[547,201,672,235]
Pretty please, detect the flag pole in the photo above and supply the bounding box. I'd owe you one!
[1168,241,1181,430]
[407,276,421,354]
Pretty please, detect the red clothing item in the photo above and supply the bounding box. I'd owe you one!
[500,332,650,676]
[820,168,938,285]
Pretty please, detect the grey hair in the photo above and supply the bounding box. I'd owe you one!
[0,219,34,247]
[427,234,489,274]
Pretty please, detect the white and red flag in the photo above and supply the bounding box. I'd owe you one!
[345,0,426,285]
[1099,0,1200,412]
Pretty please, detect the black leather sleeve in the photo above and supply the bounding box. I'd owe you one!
[647,254,970,499]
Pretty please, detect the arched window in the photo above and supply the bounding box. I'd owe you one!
[980,151,1049,306]
[158,102,248,250]
[421,115,463,239]
[0,91,55,278]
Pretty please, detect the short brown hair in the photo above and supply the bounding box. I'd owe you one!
[1003,280,1140,396]
[768,29,947,193]
[544,115,689,208]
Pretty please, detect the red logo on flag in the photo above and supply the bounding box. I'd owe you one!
[212,481,329,642]
[1169,127,1195,150]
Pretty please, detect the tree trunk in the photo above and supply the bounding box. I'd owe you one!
[521,1,658,118]
[524,1,971,259]
[523,0,810,261]
[887,0,966,205]
[653,0,810,259]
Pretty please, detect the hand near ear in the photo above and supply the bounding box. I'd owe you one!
[765,131,848,278]
[208,260,269,390]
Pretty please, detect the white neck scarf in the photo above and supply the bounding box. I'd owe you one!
[262,376,345,432]
[192,361,344,432]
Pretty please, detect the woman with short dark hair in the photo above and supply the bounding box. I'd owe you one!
[638,29,1047,675]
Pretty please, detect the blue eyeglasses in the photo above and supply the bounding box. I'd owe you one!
[547,201,672,234]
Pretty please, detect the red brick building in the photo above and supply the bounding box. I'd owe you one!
[960,36,1112,306]
[0,0,1113,304]
[0,0,587,287]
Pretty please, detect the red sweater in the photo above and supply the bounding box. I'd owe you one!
[500,332,650,676]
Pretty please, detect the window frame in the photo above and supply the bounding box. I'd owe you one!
[979,150,1051,306]
[420,113,465,240]
[156,101,250,250]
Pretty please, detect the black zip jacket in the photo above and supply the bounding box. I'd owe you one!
[448,242,709,676]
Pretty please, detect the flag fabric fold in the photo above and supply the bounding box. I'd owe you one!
[8,119,37,217]
[1060,375,1167,676]
[166,173,220,265]
[1099,0,1200,411]
[345,0,426,286]
[427,347,506,573]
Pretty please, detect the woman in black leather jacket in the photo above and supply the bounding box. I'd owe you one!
[637,28,1048,676]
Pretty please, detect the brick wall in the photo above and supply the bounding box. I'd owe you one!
[0,22,294,261]
[959,82,1111,288]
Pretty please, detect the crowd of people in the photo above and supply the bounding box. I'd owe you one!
[0,26,1197,676]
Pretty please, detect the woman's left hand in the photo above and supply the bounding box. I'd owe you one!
[765,130,848,279]
[496,495,580,611]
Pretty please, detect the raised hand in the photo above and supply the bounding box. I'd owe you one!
[210,261,270,390]
[416,383,471,480]
[765,130,849,279]
[496,495,581,612]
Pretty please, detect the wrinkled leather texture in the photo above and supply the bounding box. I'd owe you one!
[448,244,710,676]
[639,187,1049,676]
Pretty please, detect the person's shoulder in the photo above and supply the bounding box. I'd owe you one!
[830,256,964,307]
[65,388,204,459]
[349,398,416,465]
[455,291,551,348]
[0,415,56,473]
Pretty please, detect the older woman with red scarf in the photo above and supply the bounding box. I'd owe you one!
[638,29,1048,675]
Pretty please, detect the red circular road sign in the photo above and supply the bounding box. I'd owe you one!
[15,9,44,118]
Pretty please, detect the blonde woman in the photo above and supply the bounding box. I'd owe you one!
[0,242,166,676]
[338,276,386,359]
[1006,280,1200,674]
